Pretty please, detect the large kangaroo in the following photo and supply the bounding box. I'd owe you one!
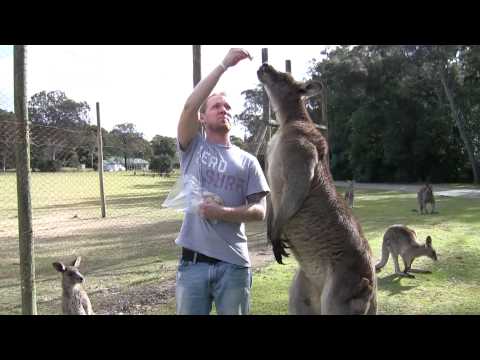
[375,225,437,278]
[52,256,94,315]
[417,183,436,214]
[257,64,377,315]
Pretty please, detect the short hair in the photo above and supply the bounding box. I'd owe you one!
[199,92,227,114]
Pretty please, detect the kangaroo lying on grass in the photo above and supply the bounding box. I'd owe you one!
[344,180,355,208]
[375,225,437,278]
[417,183,436,214]
[53,256,94,315]
[257,63,377,315]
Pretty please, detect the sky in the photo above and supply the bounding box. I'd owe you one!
[0,45,334,140]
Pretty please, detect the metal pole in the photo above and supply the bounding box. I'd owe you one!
[14,45,37,315]
[96,102,106,218]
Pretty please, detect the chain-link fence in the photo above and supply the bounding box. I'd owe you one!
[0,45,189,315]
[0,45,270,315]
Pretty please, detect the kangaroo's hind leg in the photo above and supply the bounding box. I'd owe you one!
[404,258,432,274]
[289,269,322,315]
[393,254,414,278]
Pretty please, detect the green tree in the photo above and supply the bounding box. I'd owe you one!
[28,90,91,169]
[150,154,173,173]
[151,135,176,158]
[308,45,473,182]
[234,85,264,141]
[109,123,146,169]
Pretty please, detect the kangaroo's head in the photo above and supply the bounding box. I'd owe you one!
[424,236,438,261]
[257,63,323,125]
[420,183,432,194]
[53,256,85,288]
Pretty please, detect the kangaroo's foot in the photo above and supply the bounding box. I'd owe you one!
[408,269,432,274]
[395,271,415,278]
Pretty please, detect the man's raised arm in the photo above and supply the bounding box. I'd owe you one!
[177,48,252,150]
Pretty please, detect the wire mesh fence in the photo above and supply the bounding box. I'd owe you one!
[0,45,189,315]
[0,45,272,315]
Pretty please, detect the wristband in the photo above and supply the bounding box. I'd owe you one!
[219,62,227,71]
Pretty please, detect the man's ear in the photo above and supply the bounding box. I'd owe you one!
[299,80,323,99]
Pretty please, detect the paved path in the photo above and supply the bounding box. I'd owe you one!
[335,181,480,199]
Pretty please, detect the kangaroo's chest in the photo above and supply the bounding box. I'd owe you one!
[63,289,86,315]
[266,133,285,207]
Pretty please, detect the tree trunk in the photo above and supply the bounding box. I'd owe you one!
[439,69,480,184]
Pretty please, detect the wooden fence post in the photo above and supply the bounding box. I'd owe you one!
[14,45,37,315]
[192,45,201,87]
[96,102,106,218]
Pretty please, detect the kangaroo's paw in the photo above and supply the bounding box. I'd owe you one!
[396,272,415,279]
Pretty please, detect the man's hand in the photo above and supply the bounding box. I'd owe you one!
[198,198,225,220]
[197,192,267,223]
[222,48,252,69]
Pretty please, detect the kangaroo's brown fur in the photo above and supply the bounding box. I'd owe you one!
[257,64,377,315]
[417,183,436,214]
[52,256,94,315]
[375,225,438,278]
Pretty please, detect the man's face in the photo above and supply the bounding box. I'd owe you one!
[201,95,232,134]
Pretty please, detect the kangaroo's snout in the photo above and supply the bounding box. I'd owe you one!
[257,63,273,81]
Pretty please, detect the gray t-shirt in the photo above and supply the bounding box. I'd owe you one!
[175,133,270,267]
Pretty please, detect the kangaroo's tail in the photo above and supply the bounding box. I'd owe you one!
[375,238,390,272]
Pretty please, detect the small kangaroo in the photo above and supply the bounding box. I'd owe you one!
[257,63,376,315]
[52,256,94,315]
[375,225,437,278]
[344,180,355,208]
[417,183,436,214]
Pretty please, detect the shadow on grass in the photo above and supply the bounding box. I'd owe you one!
[32,192,170,212]
[377,273,418,295]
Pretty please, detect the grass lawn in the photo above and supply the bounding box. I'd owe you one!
[249,188,480,315]
[1,172,479,315]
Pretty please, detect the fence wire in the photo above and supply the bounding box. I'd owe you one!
[0,45,187,315]
[0,45,270,315]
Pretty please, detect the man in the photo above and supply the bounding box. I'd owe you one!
[175,48,270,315]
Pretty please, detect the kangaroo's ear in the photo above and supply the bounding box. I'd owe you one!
[72,256,82,267]
[53,262,66,273]
[426,236,432,247]
[299,80,323,99]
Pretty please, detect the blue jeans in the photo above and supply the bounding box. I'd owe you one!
[175,259,252,315]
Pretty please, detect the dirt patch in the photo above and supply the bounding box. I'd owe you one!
[92,237,275,315]
[94,278,177,315]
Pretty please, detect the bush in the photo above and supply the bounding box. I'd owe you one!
[150,154,173,173]
[65,152,80,168]
[38,159,62,172]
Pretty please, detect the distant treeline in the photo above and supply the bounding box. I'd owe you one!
[235,45,480,183]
